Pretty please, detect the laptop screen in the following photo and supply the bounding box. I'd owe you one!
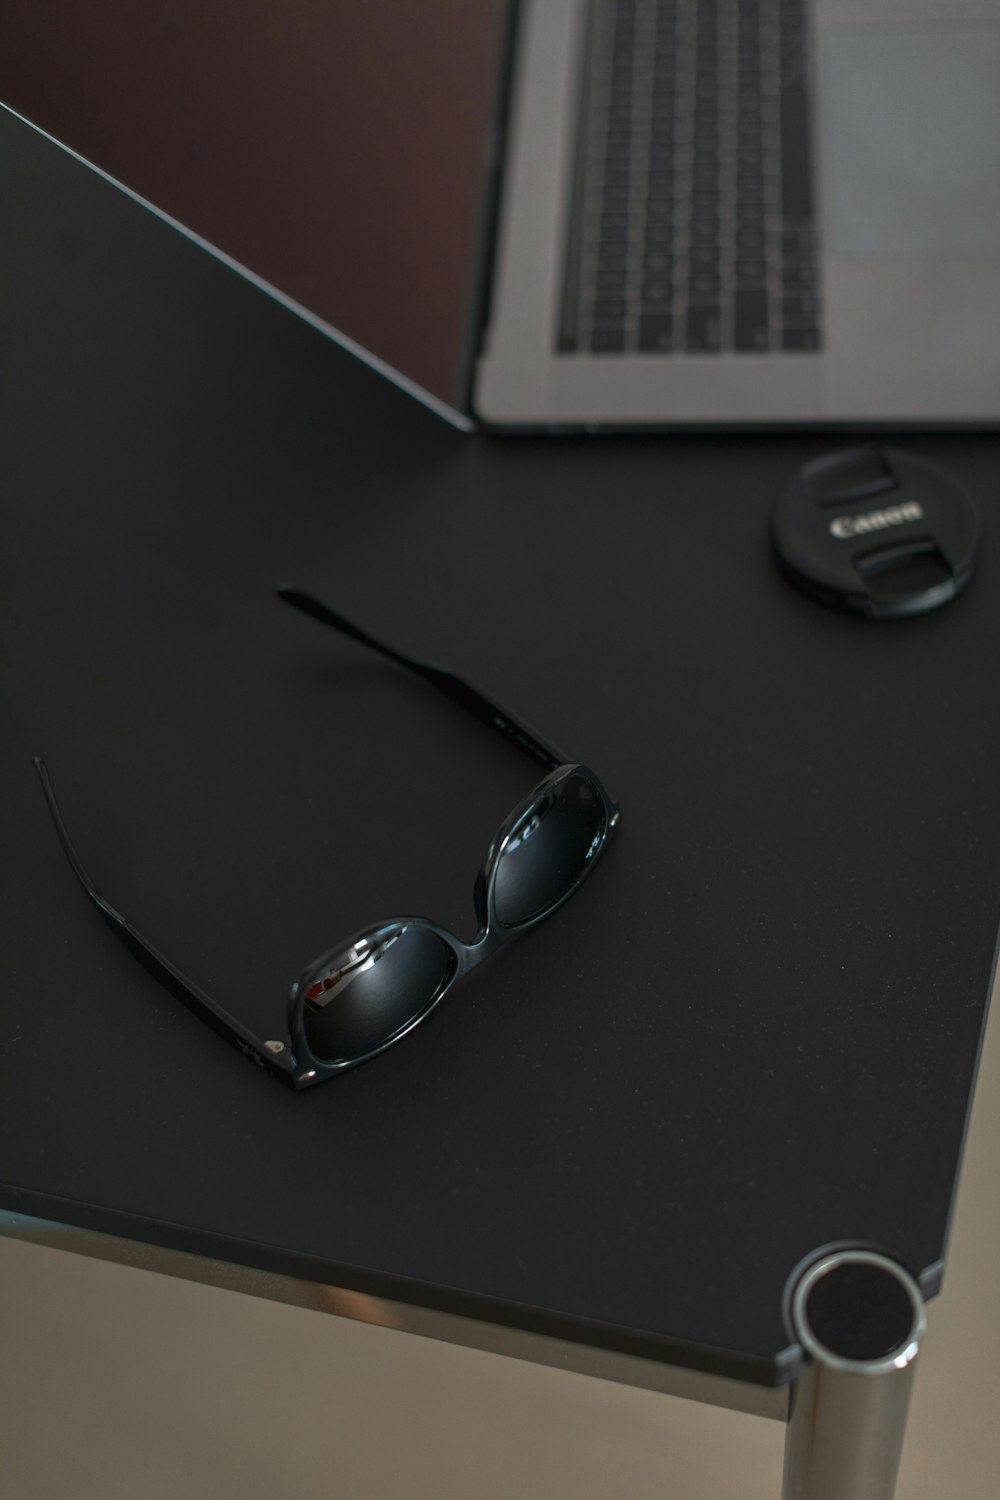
[0,1,511,417]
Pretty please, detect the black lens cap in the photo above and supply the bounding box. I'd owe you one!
[771,447,980,619]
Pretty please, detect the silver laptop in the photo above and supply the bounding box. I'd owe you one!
[4,0,998,428]
[477,0,1000,426]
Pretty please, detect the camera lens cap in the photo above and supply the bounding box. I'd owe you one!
[771,447,979,619]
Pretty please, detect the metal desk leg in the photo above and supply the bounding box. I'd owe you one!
[782,1249,926,1500]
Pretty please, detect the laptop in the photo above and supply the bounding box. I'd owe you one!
[3,0,999,429]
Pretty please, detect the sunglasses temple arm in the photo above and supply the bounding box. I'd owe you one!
[277,587,566,772]
[32,758,297,1083]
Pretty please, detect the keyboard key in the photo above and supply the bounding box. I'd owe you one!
[735,256,767,283]
[644,224,673,248]
[734,289,770,350]
[782,263,817,289]
[595,278,628,304]
[595,276,627,302]
[602,182,631,208]
[780,84,813,219]
[643,250,672,274]
[593,298,627,322]
[596,242,629,268]
[690,270,721,297]
[782,225,814,255]
[690,217,720,246]
[782,326,820,351]
[782,293,820,323]
[736,202,767,226]
[687,306,722,351]
[736,228,766,253]
[591,327,626,352]
[737,169,765,196]
[639,313,674,351]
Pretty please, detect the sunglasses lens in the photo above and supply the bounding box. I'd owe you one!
[301,923,454,1063]
[494,771,607,928]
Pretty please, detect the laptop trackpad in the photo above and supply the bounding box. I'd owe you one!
[826,30,1000,257]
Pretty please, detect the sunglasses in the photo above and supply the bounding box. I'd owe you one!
[35,589,619,1089]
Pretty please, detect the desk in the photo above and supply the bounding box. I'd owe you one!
[2,107,999,1491]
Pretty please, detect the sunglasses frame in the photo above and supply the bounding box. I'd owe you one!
[34,589,619,1090]
[288,762,618,1086]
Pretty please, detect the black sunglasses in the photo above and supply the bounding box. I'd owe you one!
[35,589,619,1089]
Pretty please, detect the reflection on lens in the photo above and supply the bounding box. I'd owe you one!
[494,771,606,928]
[301,923,454,1062]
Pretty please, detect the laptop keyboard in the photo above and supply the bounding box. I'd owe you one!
[557,0,822,356]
